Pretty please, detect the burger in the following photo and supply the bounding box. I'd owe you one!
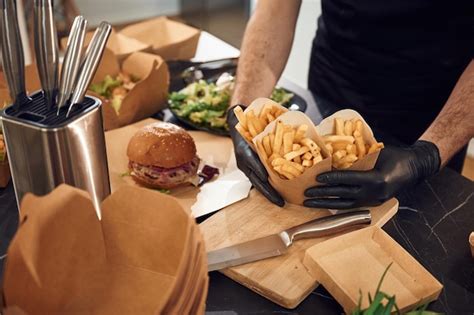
[127,122,200,189]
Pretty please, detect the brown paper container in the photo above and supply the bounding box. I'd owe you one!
[236,98,289,149]
[91,49,169,131]
[2,184,208,315]
[303,226,443,313]
[61,28,151,63]
[253,111,331,205]
[316,109,380,170]
[120,16,201,60]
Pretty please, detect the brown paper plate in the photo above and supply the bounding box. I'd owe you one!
[303,226,443,313]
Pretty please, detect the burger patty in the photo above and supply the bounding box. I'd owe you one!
[129,156,200,187]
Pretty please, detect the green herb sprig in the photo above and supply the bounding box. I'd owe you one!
[351,263,442,315]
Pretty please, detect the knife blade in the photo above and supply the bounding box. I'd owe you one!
[0,0,30,109]
[57,15,87,114]
[207,210,371,272]
[34,0,59,109]
[67,21,111,117]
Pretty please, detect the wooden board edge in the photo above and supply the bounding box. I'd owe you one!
[221,268,320,309]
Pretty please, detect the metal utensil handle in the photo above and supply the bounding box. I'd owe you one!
[34,0,59,109]
[0,0,27,107]
[57,16,87,111]
[284,210,371,244]
[68,21,111,115]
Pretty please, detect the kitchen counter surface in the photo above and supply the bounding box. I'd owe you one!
[205,168,474,314]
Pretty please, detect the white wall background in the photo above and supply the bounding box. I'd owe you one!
[280,0,321,89]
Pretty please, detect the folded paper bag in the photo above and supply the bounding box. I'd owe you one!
[91,49,169,130]
[252,111,332,205]
[60,28,151,63]
[120,16,201,60]
[2,184,204,315]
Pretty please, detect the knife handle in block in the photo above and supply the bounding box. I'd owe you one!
[282,210,371,245]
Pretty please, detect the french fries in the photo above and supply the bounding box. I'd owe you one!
[255,121,326,180]
[323,118,384,169]
[233,104,287,141]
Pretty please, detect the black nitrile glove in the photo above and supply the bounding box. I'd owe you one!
[227,105,285,207]
[304,140,441,209]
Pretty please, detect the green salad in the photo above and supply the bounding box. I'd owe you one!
[168,74,294,130]
[169,80,230,129]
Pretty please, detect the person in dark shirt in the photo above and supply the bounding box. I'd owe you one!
[228,0,474,208]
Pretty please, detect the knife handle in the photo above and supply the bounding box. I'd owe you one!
[283,210,371,245]
[0,0,28,107]
[68,21,111,116]
[34,0,59,109]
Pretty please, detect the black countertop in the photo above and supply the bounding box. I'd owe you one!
[205,168,474,314]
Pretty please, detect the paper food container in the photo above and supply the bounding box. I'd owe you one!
[90,49,169,131]
[2,184,208,314]
[61,29,151,63]
[236,97,289,149]
[303,226,443,313]
[316,109,381,171]
[253,111,331,205]
[120,16,201,60]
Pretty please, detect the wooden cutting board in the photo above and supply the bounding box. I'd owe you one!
[200,190,398,309]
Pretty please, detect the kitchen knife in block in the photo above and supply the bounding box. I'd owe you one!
[200,191,398,309]
[302,226,442,313]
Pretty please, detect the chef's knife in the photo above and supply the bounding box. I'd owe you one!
[57,15,87,114]
[34,0,59,109]
[0,0,30,109]
[207,210,371,272]
[67,21,111,117]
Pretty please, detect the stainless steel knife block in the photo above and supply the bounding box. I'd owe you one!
[0,91,110,211]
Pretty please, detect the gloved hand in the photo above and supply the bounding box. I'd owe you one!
[304,140,441,209]
[227,105,285,206]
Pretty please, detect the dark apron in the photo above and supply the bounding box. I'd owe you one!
[307,0,474,172]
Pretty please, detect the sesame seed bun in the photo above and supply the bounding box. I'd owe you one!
[127,122,197,168]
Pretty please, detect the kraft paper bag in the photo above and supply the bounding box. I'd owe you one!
[2,184,208,315]
[120,16,201,60]
[316,109,381,171]
[61,28,151,63]
[253,111,331,205]
[90,49,169,130]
